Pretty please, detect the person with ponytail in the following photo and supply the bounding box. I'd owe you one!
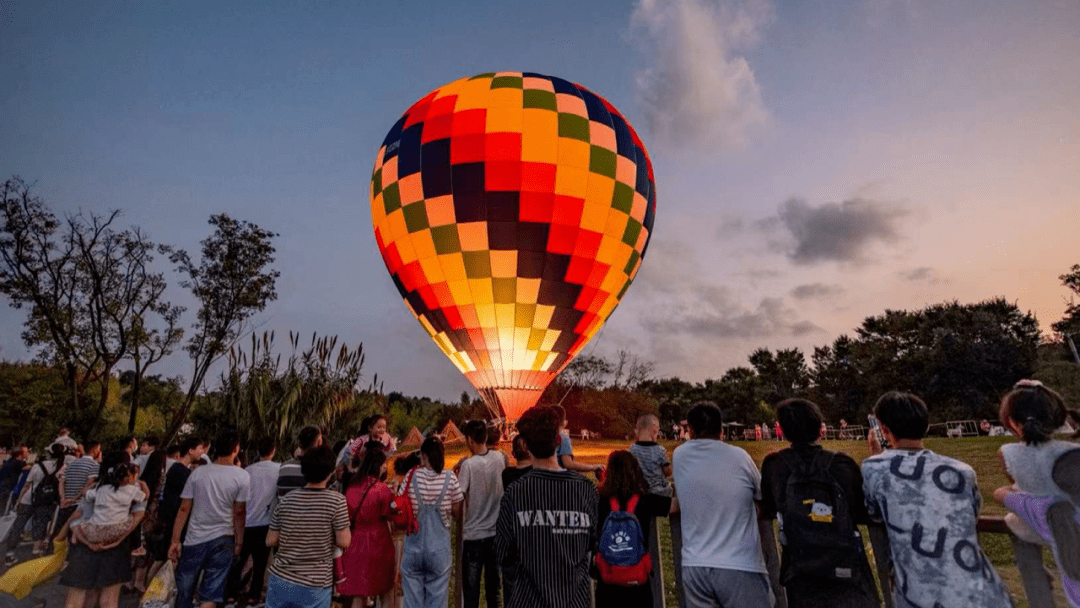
[70,462,145,546]
[337,443,396,608]
[398,437,463,608]
[996,380,1080,506]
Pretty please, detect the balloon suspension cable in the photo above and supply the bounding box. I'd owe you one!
[555,325,607,408]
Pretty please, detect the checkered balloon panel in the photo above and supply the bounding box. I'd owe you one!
[371,72,656,422]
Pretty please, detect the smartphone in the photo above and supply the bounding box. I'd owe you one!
[867,415,890,450]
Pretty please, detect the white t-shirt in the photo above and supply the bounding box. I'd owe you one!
[84,484,146,526]
[672,439,766,574]
[20,459,64,507]
[244,460,281,528]
[458,450,505,540]
[180,463,250,546]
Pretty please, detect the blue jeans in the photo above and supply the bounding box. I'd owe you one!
[681,566,773,608]
[264,573,332,608]
[401,474,452,608]
[175,536,234,608]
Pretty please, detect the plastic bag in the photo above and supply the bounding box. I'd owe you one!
[0,512,15,542]
[0,539,68,600]
[139,560,176,608]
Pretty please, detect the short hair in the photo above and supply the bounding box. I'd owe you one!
[84,440,101,452]
[166,444,181,458]
[462,420,488,444]
[999,381,1069,445]
[297,425,322,451]
[142,436,160,449]
[636,414,659,431]
[213,431,241,458]
[511,434,530,461]
[257,438,276,457]
[300,446,337,484]
[517,406,561,459]
[420,437,446,474]
[776,399,824,444]
[486,425,500,447]
[117,436,137,451]
[687,402,724,437]
[874,392,929,440]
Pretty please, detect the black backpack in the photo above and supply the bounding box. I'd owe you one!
[777,450,861,583]
[31,462,60,508]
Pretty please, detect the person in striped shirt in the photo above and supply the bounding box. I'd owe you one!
[275,425,323,503]
[399,437,464,608]
[265,445,351,608]
[59,440,102,528]
[495,405,598,608]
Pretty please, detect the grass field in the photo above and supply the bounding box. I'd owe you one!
[437,436,1068,608]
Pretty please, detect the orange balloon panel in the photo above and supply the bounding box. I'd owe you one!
[370,72,656,422]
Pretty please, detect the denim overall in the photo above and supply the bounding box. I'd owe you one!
[401,471,452,608]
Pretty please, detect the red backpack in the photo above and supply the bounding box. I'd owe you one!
[389,468,419,534]
[594,495,652,586]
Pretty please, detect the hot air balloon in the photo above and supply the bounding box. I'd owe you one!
[370,72,656,425]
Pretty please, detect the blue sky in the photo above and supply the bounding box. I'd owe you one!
[3,0,1078,402]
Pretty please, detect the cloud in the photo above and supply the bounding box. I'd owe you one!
[790,283,845,300]
[899,266,948,284]
[644,290,823,340]
[762,197,910,265]
[631,0,772,150]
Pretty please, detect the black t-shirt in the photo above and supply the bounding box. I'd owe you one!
[158,461,192,525]
[501,466,533,489]
[760,444,878,603]
[759,444,870,524]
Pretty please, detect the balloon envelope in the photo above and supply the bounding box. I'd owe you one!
[370,72,656,423]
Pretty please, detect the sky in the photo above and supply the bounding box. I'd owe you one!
[2,0,1078,403]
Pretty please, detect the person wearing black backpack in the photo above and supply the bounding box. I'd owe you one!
[759,399,878,608]
[4,443,67,566]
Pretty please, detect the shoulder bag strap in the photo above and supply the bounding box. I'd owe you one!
[350,480,377,529]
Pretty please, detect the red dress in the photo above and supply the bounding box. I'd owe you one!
[337,479,395,596]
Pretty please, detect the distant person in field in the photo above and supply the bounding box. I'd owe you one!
[760,399,878,608]
[671,402,773,608]
[862,392,1012,608]
[496,405,598,608]
[552,405,604,479]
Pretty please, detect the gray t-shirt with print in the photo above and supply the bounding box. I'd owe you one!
[862,449,1013,608]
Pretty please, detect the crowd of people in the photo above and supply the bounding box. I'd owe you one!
[1,380,1079,608]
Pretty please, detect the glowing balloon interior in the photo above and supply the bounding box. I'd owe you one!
[370,72,656,423]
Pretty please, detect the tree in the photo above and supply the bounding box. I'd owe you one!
[126,301,184,431]
[0,177,91,419]
[67,213,177,435]
[1052,264,1080,363]
[0,178,177,435]
[163,214,280,442]
[748,347,809,406]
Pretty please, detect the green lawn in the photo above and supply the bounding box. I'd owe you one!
[440,436,1069,608]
